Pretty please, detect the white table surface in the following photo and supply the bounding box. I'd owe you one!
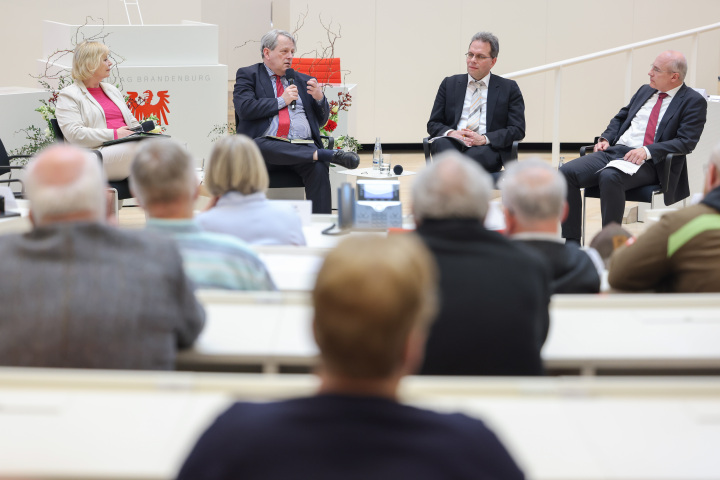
[180,292,720,375]
[1,372,720,480]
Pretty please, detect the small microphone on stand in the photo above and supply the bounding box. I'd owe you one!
[393,165,404,175]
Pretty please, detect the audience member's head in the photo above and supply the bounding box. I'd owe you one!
[25,144,106,226]
[703,142,720,195]
[501,158,568,234]
[130,139,198,218]
[313,234,437,391]
[412,152,493,224]
[204,134,269,198]
[71,41,111,82]
[590,222,633,268]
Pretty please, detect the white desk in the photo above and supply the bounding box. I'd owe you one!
[543,294,720,375]
[1,370,720,480]
[180,291,720,375]
[0,387,231,480]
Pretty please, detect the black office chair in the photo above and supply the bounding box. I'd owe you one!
[422,136,519,187]
[0,137,32,198]
[266,135,335,199]
[579,139,679,245]
[50,118,132,200]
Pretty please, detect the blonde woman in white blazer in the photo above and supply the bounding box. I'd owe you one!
[55,41,141,181]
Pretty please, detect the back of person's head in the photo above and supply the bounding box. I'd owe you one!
[703,142,720,194]
[204,134,269,197]
[130,138,196,207]
[313,234,438,379]
[72,41,110,82]
[25,144,106,225]
[412,152,493,223]
[501,158,567,223]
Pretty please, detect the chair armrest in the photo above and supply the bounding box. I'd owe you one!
[320,135,334,150]
[658,153,676,194]
[422,137,432,165]
[579,137,601,157]
[510,141,519,162]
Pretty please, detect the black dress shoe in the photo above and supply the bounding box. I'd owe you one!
[331,150,360,170]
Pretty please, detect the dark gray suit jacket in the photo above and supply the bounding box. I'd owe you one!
[233,63,329,149]
[0,222,205,370]
[427,73,525,163]
[601,83,707,204]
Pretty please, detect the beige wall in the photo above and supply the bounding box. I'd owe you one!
[2,0,718,144]
[277,0,720,143]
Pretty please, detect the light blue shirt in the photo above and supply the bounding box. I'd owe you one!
[196,191,307,246]
[262,64,324,140]
[145,218,276,291]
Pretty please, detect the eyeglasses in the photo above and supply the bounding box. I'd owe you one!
[466,53,493,61]
[650,64,674,74]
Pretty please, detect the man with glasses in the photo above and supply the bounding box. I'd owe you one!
[427,32,526,174]
[559,50,707,243]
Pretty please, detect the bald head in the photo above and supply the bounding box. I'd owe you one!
[25,144,106,225]
[650,50,687,92]
[412,152,493,223]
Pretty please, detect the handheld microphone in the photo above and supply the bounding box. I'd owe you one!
[130,120,156,133]
[286,69,297,111]
[393,165,404,175]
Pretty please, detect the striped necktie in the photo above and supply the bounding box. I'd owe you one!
[466,80,485,133]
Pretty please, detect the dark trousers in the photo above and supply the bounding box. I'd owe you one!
[254,138,331,214]
[430,137,503,173]
[559,145,659,240]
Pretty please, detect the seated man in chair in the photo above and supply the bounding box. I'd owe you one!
[427,31,525,174]
[559,50,707,243]
[233,29,359,213]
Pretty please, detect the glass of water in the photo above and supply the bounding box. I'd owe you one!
[380,154,391,176]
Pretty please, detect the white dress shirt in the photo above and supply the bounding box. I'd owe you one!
[615,84,682,159]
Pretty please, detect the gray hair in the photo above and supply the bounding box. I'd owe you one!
[260,29,296,58]
[25,146,106,224]
[469,32,499,58]
[130,138,197,206]
[412,151,493,222]
[710,142,720,171]
[501,158,567,222]
[668,54,688,82]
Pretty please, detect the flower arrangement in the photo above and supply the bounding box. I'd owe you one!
[319,91,361,153]
[9,75,71,160]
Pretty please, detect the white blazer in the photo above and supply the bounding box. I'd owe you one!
[55,80,140,148]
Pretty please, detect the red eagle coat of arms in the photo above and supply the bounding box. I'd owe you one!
[127,90,170,125]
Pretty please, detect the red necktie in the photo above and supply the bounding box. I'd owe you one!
[643,92,669,146]
[275,75,290,138]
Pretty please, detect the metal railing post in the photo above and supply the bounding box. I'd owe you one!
[552,67,562,167]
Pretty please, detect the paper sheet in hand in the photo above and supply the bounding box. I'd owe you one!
[597,159,642,176]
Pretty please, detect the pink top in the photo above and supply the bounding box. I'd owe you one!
[87,87,127,139]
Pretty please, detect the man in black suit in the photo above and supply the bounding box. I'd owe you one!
[502,159,601,294]
[413,151,551,376]
[427,32,525,173]
[233,29,359,213]
[560,50,707,242]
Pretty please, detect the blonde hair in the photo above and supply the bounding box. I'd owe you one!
[204,134,269,196]
[313,234,438,379]
[72,41,110,82]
